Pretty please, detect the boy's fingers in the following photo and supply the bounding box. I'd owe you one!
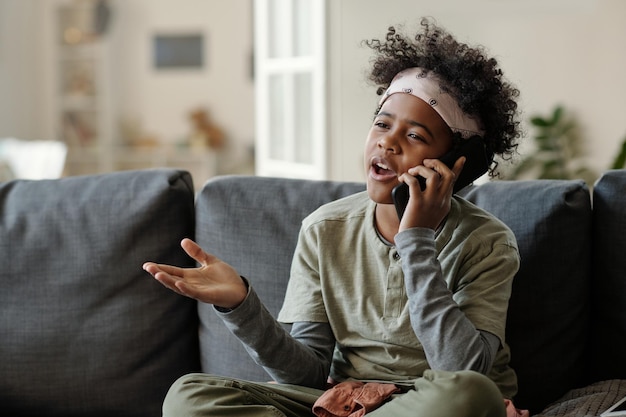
[143,262,184,278]
[181,238,220,266]
[452,156,466,177]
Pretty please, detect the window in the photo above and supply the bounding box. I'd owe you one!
[254,0,326,179]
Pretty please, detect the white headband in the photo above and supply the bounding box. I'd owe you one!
[379,67,485,139]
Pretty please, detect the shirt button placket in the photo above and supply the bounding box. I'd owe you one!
[384,249,403,318]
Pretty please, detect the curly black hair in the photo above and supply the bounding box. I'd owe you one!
[364,18,521,176]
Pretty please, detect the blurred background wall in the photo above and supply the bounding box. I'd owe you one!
[1,0,624,184]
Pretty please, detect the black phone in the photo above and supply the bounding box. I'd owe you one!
[391,135,490,220]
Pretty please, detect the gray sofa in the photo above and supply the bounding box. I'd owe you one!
[1,168,625,417]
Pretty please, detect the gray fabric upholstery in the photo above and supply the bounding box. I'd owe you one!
[195,175,365,381]
[590,170,626,382]
[0,169,201,417]
[196,176,592,415]
[462,180,592,413]
[536,379,626,417]
[3,168,621,416]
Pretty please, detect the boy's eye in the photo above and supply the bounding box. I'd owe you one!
[408,132,425,142]
[374,121,389,129]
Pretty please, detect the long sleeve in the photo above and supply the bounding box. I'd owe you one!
[215,285,334,389]
[395,226,510,374]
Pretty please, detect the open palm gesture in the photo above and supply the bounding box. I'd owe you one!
[143,238,247,309]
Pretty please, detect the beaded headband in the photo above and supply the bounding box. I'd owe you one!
[379,67,485,138]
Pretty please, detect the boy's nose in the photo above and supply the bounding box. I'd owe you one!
[378,133,400,153]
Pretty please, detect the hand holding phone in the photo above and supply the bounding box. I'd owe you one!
[391,135,489,220]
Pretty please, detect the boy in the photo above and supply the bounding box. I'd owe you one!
[144,18,524,417]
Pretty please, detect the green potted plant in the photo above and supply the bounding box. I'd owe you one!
[610,135,626,169]
[507,105,597,185]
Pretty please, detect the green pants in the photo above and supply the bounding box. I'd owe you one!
[163,369,506,417]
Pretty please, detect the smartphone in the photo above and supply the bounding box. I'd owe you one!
[391,135,490,220]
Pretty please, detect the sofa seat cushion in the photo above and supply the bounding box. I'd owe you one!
[0,169,201,417]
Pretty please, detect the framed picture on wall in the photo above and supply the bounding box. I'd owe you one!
[153,33,204,69]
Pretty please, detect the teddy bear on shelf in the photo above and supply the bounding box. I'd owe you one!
[188,108,225,150]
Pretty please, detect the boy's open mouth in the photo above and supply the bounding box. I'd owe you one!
[370,158,398,181]
[374,161,394,175]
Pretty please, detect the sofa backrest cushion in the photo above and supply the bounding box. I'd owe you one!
[590,170,626,382]
[195,175,365,381]
[462,180,592,413]
[195,176,591,414]
[0,169,201,417]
